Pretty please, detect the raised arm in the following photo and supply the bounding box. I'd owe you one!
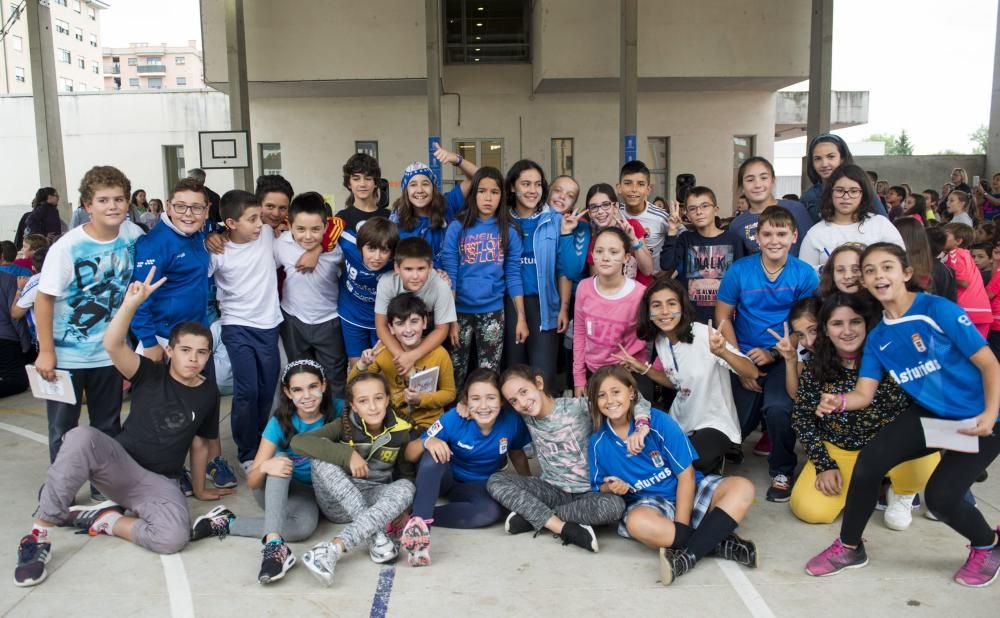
[103,267,166,380]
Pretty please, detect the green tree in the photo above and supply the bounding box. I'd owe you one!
[970,124,988,154]
[867,130,914,155]
[894,129,914,155]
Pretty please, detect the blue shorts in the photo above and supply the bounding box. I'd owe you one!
[340,319,378,358]
[617,474,724,539]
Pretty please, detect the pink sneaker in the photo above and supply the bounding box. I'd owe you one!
[400,516,431,567]
[752,432,771,456]
[805,539,868,577]
[954,532,1000,588]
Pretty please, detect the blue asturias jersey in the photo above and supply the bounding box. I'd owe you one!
[588,409,702,502]
[860,293,989,420]
[423,408,531,482]
[337,230,393,329]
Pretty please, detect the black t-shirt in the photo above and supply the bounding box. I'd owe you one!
[205,186,223,224]
[661,229,746,323]
[338,206,390,235]
[116,357,220,478]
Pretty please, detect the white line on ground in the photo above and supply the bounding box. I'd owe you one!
[717,560,776,618]
[0,421,46,444]
[160,554,196,618]
[0,420,196,618]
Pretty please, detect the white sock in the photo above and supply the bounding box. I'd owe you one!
[92,511,124,536]
[30,524,53,539]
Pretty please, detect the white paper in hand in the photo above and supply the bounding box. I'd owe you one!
[408,366,440,394]
[25,365,77,405]
[919,417,979,453]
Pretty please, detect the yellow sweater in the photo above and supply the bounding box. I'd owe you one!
[348,345,456,430]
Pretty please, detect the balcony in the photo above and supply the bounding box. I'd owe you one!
[137,65,165,74]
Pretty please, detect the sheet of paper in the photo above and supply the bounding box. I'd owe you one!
[25,365,77,405]
[919,417,979,453]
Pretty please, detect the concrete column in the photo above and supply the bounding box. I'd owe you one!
[224,0,254,191]
[25,0,68,221]
[426,0,443,189]
[987,0,1000,176]
[804,0,833,191]
[620,0,638,169]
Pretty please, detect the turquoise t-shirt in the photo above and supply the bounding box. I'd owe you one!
[261,415,326,484]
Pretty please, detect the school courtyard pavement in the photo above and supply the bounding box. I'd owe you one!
[0,390,998,618]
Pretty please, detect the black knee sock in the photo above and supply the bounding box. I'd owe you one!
[686,509,738,561]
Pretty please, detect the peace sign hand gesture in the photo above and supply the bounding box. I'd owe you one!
[766,321,797,363]
[561,208,582,235]
[124,266,167,308]
[614,211,638,242]
[707,319,728,357]
[667,200,683,236]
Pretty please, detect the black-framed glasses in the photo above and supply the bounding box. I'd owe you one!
[686,202,715,213]
[171,202,208,215]
[588,201,615,212]
[832,187,862,198]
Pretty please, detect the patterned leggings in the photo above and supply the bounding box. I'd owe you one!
[486,472,625,531]
[451,309,504,389]
[310,461,415,552]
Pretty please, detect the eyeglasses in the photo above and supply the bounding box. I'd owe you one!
[588,201,615,212]
[832,187,862,198]
[171,202,208,215]
[686,202,715,213]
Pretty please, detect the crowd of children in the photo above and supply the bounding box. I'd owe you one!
[8,144,1000,592]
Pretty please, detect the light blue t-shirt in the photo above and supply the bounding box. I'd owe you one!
[261,414,327,484]
[588,409,701,502]
[717,253,819,352]
[860,293,991,421]
[423,408,531,482]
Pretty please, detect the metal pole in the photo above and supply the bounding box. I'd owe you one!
[620,0,637,169]
[225,0,253,191]
[804,0,833,191]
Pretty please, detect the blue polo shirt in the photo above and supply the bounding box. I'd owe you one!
[423,408,531,482]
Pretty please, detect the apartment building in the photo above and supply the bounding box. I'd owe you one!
[0,0,108,94]
[103,40,204,91]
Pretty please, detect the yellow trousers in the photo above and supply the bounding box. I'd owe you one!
[790,441,941,524]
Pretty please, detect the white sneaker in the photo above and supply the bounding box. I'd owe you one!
[368,531,398,564]
[240,461,253,477]
[883,487,915,531]
[302,542,341,587]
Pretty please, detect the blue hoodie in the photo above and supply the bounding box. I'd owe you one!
[131,212,210,347]
[440,216,524,314]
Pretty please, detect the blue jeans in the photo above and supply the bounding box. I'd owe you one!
[412,451,503,529]
[221,324,280,462]
[731,360,796,478]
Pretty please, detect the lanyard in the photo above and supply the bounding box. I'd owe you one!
[666,339,680,374]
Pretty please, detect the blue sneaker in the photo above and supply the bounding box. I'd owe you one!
[206,457,238,489]
[179,470,193,497]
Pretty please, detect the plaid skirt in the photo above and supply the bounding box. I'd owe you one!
[617,474,724,539]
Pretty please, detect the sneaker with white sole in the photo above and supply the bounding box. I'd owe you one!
[13,535,51,587]
[190,505,233,541]
[883,487,915,531]
[766,474,792,502]
[258,540,295,584]
[368,531,398,564]
[67,500,124,535]
[400,516,431,567]
[302,542,342,587]
[206,456,238,489]
[558,522,598,552]
[240,460,253,478]
[505,512,533,535]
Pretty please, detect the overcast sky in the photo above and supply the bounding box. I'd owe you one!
[99,0,997,154]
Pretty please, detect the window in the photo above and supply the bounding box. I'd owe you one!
[259,143,282,176]
[74,27,83,41]
[176,76,187,86]
[148,77,163,89]
[58,49,71,64]
[87,6,96,20]
[55,19,70,35]
[77,57,85,69]
[127,57,137,66]
[146,56,162,65]
[175,56,186,65]
[452,138,503,187]
[444,0,530,64]
[60,77,74,92]
[163,145,186,190]
[733,135,757,187]
[11,35,21,52]
[355,141,378,160]
[55,0,67,6]
[646,137,671,199]
[89,34,98,47]
[551,138,574,179]
[73,0,82,12]
[129,78,139,87]
[14,67,25,83]
[91,60,99,74]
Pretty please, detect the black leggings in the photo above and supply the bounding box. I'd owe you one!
[688,427,733,476]
[503,295,558,393]
[840,403,1000,547]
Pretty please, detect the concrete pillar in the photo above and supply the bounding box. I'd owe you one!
[25,1,68,221]
[620,0,638,169]
[987,0,1000,176]
[426,0,443,189]
[224,0,254,191]
[804,0,833,191]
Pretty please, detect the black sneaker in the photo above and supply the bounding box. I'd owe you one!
[659,548,696,586]
[258,540,296,584]
[191,505,233,541]
[558,522,598,552]
[713,533,758,568]
[504,512,533,535]
[67,500,124,533]
[766,474,792,503]
[724,445,744,466]
[14,535,51,587]
[89,485,107,503]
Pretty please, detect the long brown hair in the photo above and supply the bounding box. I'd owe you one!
[393,183,446,232]
[586,366,637,431]
[893,216,936,294]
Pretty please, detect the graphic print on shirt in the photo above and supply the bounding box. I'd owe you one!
[685,244,735,308]
[534,420,587,481]
[461,231,504,264]
[61,248,133,348]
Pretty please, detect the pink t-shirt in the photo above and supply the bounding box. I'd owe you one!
[944,248,992,325]
[986,270,1000,331]
[572,276,647,387]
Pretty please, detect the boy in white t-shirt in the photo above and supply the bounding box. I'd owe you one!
[274,192,347,398]
[617,160,670,273]
[33,166,145,476]
[210,190,283,471]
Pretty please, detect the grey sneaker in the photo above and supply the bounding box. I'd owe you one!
[369,531,398,564]
[302,542,342,587]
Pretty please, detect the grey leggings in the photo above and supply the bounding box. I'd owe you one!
[311,461,415,552]
[229,474,320,542]
[486,472,625,531]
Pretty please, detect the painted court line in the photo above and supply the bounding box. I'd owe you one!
[0,420,196,618]
[369,565,397,618]
[717,560,776,618]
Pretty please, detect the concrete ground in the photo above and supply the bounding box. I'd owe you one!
[0,391,998,618]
